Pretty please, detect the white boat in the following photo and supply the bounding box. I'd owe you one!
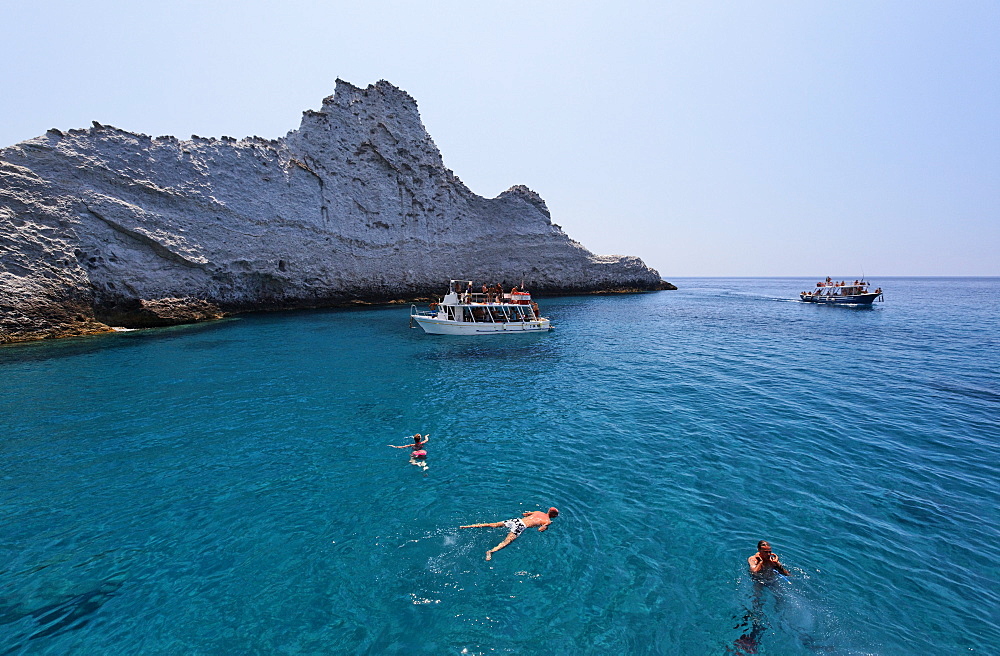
[800,278,883,305]
[410,280,552,335]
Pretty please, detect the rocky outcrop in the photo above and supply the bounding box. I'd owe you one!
[0,79,667,344]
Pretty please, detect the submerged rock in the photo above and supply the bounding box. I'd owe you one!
[0,79,668,343]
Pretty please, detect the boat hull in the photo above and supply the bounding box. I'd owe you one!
[800,293,881,305]
[412,315,551,335]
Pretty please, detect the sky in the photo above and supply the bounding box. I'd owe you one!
[2,1,997,277]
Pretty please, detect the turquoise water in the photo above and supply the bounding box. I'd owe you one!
[1,278,998,654]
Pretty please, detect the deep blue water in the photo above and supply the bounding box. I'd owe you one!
[1,277,998,654]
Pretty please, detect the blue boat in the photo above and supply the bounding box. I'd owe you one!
[800,278,883,304]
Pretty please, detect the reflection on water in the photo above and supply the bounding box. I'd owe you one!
[0,574,125,650]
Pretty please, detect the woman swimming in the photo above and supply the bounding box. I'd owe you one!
[389,433,429,459]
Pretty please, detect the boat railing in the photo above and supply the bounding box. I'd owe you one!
[448,292,534,305]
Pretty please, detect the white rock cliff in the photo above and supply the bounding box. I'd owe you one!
[0,79,666,343]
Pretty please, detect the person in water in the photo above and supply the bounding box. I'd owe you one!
[748,540,789,577]
[389,433,428,459]
[460,507,558,560]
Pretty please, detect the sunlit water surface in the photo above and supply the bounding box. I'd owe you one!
[1,277,998,654]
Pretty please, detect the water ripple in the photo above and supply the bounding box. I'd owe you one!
[1,278,998,653]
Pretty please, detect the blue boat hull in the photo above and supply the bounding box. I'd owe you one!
[800,292,881,304]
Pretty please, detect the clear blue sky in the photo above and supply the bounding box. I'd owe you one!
[3,1,997,276]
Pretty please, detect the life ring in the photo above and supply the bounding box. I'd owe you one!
[429,302,438,310]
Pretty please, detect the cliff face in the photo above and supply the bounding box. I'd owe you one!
[0,79,665,343]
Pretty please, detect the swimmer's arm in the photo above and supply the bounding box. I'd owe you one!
[748,555,764,573]
[538,524,549,532]
[765,553,789,575]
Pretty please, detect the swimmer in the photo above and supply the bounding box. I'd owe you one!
[460,507,558,560]
[388,433,429,458]
[748,540,789,577]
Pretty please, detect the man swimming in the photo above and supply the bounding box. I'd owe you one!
[460,507,558,560]
[748,540,790,577]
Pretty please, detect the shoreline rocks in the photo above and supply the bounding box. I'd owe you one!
[0,79,672,344]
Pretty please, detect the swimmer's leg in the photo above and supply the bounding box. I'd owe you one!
[485,532,518,560]
[459,522,505,529]
[731,609,768,655]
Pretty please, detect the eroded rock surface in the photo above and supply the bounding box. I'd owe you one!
[0,79,666,343]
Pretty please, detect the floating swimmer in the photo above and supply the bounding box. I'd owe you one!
[460,507,558,560]
[729,540,789,654]
[389,433,429,469]
[748,540,790,579]
[732,540,827,654]
[389,433,429,457]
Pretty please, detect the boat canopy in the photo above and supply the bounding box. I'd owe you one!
[441,280,534,306]
[811,280,870,295]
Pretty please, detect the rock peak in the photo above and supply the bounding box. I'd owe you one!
[499,185,550,218]
[322,78,419,111]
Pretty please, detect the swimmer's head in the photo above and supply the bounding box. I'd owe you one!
[548,507,559,517]
[757,540,771,552]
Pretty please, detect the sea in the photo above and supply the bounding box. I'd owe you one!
[1,277,997,655]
